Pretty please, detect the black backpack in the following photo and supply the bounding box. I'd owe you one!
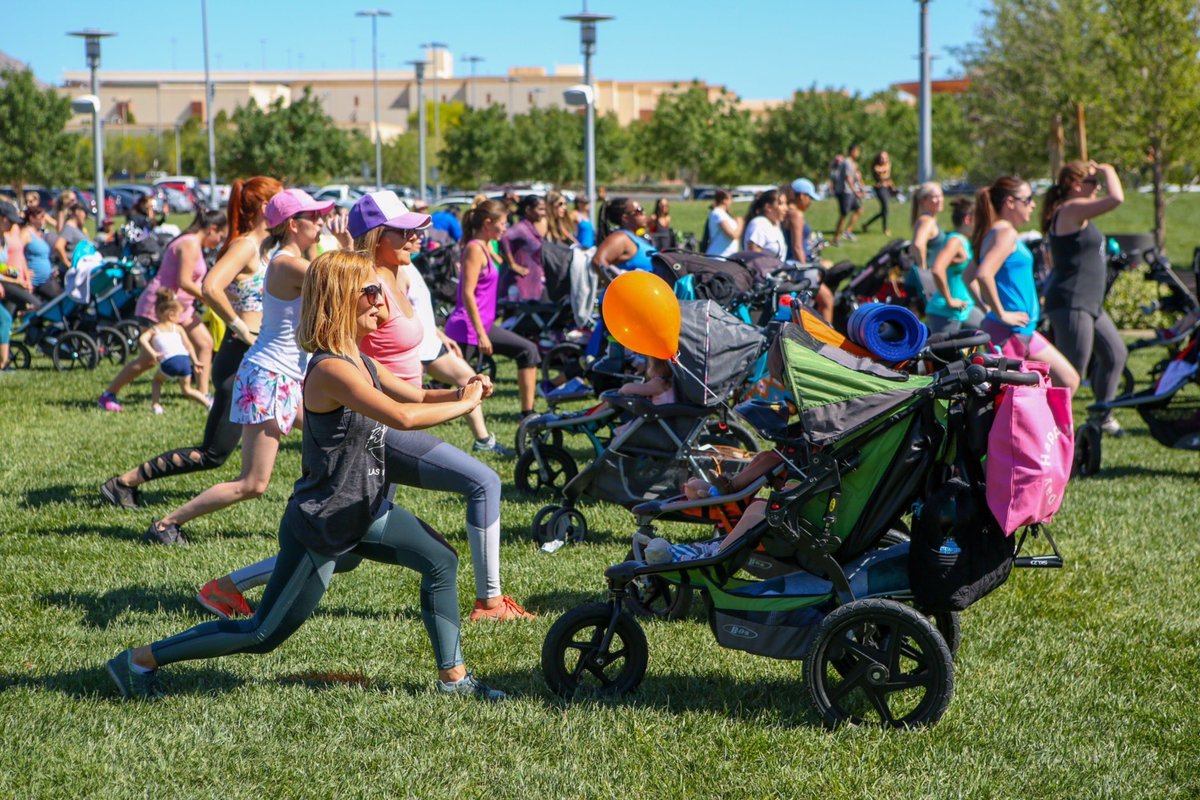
[651,249,756,306]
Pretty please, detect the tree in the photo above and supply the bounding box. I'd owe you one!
[757,87,875,183]
[1100,0,1200,250]
[637,83,757,186]
[0,68,77,189]
[222,87,352,184]
[440,105,512,187]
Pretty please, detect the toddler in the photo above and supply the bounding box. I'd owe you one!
[138,289,211,415]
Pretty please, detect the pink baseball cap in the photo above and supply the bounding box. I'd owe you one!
[348,191,432,238]
[264,189,334,228]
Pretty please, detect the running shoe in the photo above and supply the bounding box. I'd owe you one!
[100,476,141,510]
[152,403,164,416]
[472,434,515,457]
[98,392,124,412]
[436,671,507,702]
[196,580,253,619]
[106,649,165,701]
[144,519,185,546]
[469,595,537,622]
[843,231,858,242]
[1100,417,1126,438]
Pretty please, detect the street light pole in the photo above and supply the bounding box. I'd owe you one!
[420,41,447,202]
[562,9,613,225]
[407,60,428,201]
[358,9,392,191]
[917,0,933,184]
[68,28,115,229]
[506,75,519,121]
[200,0,218,207]
[462,55,483,109]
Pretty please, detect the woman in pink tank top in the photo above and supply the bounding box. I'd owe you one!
[361,269,425,385]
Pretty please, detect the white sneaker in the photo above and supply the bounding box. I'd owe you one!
[1100,417,1124,437]
[152,403,164,415]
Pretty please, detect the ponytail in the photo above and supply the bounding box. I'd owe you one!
[218,175,283,259]
[971,176,1025,258]
[1040,160,1088,234]
[461,200,506,243]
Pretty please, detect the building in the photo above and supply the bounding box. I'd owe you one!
[58,52,780,142]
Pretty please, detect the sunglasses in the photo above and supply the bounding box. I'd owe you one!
[627,206,645,215]
[296,210,325,222]
[384,227,420,238]
[1011,195,1035,206]
[361,284,383,303]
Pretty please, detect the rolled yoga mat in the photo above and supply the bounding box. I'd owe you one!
[847,303,929,362]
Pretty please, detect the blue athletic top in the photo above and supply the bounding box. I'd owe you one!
[925,232,976,322]
[576,219,596,249]
[619,230,657,271]
[982,232,1038,335]
[25,232,52,287]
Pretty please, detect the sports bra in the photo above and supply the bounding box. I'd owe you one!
[227,254,267,313]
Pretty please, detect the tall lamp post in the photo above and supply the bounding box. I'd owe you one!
[201,0,218,207]
[916,0,933,184]
[420,41,447,201]
[357,9,392,190]
[67,28,115,229]
[562,9,612,225]
[462,55,484,108]
[505,75,519,121]
[407,59,428,201]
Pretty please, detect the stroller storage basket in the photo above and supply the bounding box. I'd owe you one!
[1138,383,1200,449]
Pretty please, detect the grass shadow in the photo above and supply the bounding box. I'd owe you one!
[0,665,246,699]
[22,484,81,507]
[41,588,197,628]
[1087,464,1200,480]
[521,590,605,615]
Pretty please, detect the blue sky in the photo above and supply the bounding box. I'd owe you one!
[6,0,989,100]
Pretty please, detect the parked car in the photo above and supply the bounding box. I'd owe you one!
[160,186,195,214]
[312,184,365,204]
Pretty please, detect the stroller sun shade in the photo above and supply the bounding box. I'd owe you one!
[770,323,932,446]
[672,300,765,407]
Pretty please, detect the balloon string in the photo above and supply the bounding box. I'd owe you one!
[670,353,722,405]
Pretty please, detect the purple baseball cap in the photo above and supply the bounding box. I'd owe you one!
[348,191,432,239]
[264,189,334,228]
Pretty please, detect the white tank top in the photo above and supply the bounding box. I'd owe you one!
[151,327,189,360]
[243,251,309,380]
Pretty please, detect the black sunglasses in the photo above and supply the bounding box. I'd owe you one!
[361,284,383,303]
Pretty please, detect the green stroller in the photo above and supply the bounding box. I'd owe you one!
[541,323,1063,728]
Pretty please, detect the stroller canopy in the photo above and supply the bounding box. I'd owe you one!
[673,300,765,406]
[771,323,932,446]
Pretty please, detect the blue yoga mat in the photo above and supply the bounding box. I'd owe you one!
[847,303,929,362]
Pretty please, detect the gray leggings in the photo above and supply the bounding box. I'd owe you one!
[152,505,464,671]
[228,430,503,600]
[1046,307,1129,404]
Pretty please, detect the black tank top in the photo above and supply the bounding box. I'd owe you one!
[1045,213,1107,317]
[284,352,388,556]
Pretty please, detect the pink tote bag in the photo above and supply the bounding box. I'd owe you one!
[986,361,1074,535]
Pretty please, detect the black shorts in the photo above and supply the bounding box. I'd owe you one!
[838,192,861,216]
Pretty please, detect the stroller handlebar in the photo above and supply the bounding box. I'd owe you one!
[964,363,1041,387]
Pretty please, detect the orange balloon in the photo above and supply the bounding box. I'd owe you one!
[601,270,680,360]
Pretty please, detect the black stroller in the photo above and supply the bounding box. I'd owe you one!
[528,300,765,548]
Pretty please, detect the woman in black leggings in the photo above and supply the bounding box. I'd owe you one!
[105,249,504,701]
[100,177,284,532]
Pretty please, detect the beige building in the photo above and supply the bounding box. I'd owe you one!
[58,54,782,141]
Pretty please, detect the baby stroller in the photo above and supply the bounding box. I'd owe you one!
[830,239,920,334]
[412,229,460,324]
[541,322,1063,728]
[525,300,765,547]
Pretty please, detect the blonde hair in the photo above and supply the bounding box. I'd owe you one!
[545,191,574,243]
[910,181,942,228]
[353,227,384,260]
[297,250,376,356]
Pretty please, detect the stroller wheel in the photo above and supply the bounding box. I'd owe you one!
[52,331,99,372]
[804,598,954,729]
[930,611,962,659]
[7,342,31,370]
[530,505,561,543]
[1120,366,1135,397]
[94,326,129,366]
[542,602,648,698]
[1072,424,1102,478]
[546,508,588,544]
[515,415,563,457]
[514,444,578,494]
[115,320,143,355]
[473,354,497,381]
[698,418,760,453]
[622,549,693,620]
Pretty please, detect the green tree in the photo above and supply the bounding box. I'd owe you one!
[0,68,78,189]
[757,87,874,183]
[1100,0,1200,251]
[440,105,511,187]
[637,83,757,186]
[223,87,351,184]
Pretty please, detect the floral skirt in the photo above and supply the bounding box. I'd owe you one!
[230,361,302,435]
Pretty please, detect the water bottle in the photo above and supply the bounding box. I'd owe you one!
[938,536,961,555]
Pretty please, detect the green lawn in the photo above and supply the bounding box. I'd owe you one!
[0,338,1197,798]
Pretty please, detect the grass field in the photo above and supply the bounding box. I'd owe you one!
[1,323,1198,798]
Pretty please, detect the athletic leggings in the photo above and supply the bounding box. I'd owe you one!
[0,304,11,346]
[228,429,503,600]
[152,505,464,671]
[1046,307,1129,404]
[455,324,541,370]
[134,331,248,482]
[863,185,891,232]
[0,282,38,316]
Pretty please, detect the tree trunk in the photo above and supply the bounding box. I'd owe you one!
[1049,112,1064,178]
[1152,139,1166,254]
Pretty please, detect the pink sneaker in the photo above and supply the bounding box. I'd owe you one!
[98,392,124,412]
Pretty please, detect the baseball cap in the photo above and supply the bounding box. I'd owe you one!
[348,191,432,239]
[790,178,819,200]
[0,201,19,225]
[264,189,334,228]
